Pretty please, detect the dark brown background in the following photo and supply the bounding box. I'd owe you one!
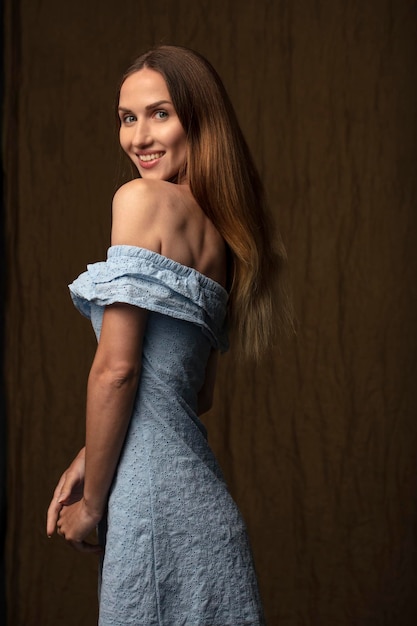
[3,0,417,624]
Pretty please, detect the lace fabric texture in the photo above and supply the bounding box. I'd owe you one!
[69,246,265,626]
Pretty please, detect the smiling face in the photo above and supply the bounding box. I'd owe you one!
[118,68,187,182]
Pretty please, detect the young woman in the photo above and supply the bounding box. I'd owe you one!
[47,45,290,625]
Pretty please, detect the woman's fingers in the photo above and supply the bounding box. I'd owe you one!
[46,501,62,537]
[55,520,102,554]
[56,520,102,554]
[46,464,85,536]
[46,477,66,536]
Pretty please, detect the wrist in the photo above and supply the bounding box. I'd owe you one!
[82,496,104,524]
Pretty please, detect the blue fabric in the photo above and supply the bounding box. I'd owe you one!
[69,246,265,626]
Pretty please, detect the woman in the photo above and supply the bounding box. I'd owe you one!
[47,45,290,625]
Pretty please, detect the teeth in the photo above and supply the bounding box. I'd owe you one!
[139,152,164,162]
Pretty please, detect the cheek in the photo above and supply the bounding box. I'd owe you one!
[172,131,187,154]
[162,123,187,152]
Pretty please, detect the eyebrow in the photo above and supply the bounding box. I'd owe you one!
[118,100,172,113]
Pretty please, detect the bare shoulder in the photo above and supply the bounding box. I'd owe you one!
[111,180,226,286]
[112,179,194,248]
[111,179,175,250]
[112,178,167,206]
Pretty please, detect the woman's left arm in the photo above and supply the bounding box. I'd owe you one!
[56,302,147,552]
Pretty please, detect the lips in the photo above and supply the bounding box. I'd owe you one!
[135,151,165,170]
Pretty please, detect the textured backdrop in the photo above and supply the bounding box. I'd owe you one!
[3,0,417,624]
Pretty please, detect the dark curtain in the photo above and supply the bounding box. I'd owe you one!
[1,0,8,621]
[3,1,417,625]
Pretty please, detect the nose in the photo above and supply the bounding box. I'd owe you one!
[131,118,152,148]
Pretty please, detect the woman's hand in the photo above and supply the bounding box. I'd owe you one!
[56,498,103,554]
[46,447,86,538]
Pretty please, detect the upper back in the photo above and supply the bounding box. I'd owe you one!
[111,179,227,288]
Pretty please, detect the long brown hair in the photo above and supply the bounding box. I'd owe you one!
[118,45,292,357]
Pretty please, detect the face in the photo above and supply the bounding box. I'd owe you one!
[118,68,187,182]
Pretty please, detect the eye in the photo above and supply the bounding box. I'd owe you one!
[154,110,168,120]
[121,114,136,124]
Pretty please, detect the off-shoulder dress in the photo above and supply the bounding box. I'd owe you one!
[69,245,265,626]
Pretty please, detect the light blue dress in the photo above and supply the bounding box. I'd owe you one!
[69,245,265,626]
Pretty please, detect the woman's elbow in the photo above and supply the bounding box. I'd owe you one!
[89,361,141,390]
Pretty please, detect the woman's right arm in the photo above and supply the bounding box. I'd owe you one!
[46,181,155,541]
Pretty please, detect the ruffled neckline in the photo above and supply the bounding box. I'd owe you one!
[108,245,228,297]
